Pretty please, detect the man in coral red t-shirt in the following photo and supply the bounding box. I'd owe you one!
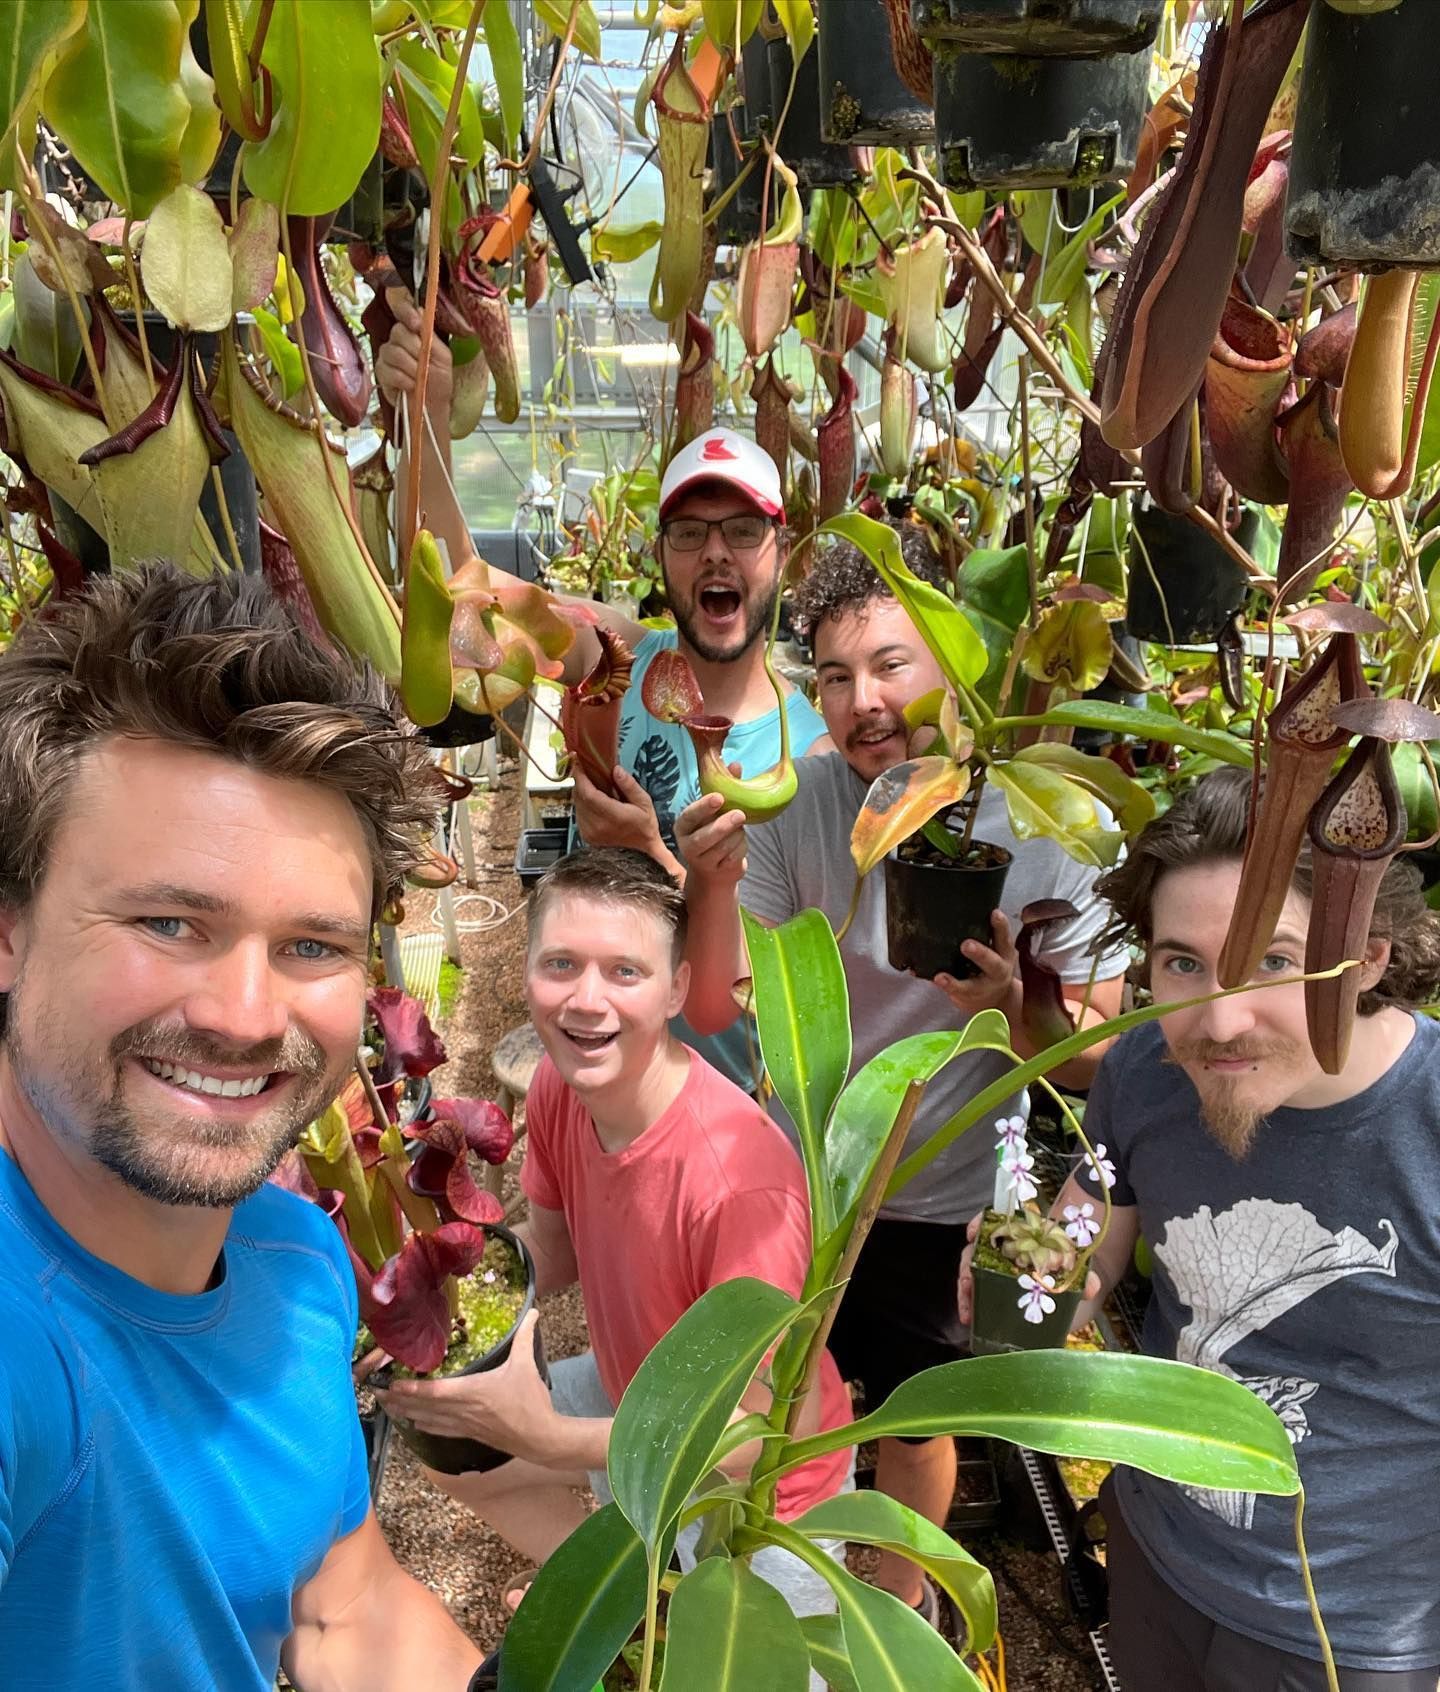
[384,847,854,1628]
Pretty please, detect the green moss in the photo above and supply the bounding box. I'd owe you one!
[391,1235,528,1379]
[437,959,464,1022]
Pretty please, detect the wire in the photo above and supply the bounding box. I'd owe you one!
[428,890,527,935]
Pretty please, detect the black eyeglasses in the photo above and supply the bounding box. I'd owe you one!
[661,514,773,553]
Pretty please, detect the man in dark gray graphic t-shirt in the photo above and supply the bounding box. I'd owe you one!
[972,771,1440,1689]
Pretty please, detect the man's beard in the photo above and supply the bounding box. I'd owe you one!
[1164,1037,1299,1160]
[6,1000,337,1208]
[665,564,779,664]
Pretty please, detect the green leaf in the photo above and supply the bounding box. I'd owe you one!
[591,220,664,264]
[800,1616,860,1692]
[760,1521,986,1692]
[43,0,217,219]
[400,529,456,728]
[741,907,851,1240]
[823,512,988,695]
[534,0,603,60]
[244,0,384,216]
[995,699,1256,769]
[500,1503,659,1692]
[700,0,765,50]
[394,38,484,169]
[608,1277,800,1557]
[0,0,85,162]
[481,0,524,156]
[791,1490,997,1655]
[990,760,1109,867]
[141,185,234,332]
[780,1351,1301,1499]
[772,0,815,62]
[954,544,1029,707]
[1012,743,1156,836]
[658,1557,812,1692]
[1034,192,1120,309]
[826,1031,966,1229]
[251,304,304,397]
[11,250,82,384]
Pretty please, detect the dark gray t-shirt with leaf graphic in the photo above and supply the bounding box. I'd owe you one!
[1086,1015,1440,1671]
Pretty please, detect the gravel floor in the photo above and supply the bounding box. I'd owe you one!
[375,766,1105,1688]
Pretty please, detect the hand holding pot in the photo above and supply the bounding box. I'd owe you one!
[958,1211,1101,1331]
[376,287,454,420]
[930,910,1018,1016]
[675,783,748,886]
[376,1311,558,1466]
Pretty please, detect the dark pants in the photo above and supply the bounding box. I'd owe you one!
[1102,1480,1439,1692]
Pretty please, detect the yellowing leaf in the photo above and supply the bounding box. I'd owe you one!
[850,757,972,878]
[1021,600,1113,693]
[142,185,234,332]
[990,761,1106,867]
[772,0,815,61]
[1012,743,1155,836]
[591,220,664,263]
[534,0,603,60]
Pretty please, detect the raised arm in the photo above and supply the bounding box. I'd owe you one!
[676,792,753,1035]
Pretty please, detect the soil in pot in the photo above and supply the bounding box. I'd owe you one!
[382,1227,549,1476]
[885,832,1012,982]
[970,1212,1082,1355]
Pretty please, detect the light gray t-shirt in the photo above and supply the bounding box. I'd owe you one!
[739,754,1128,1225]
[1088,1015,1440,1671]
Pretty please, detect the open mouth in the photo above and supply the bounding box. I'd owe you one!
[560,1028,619,1055]
[851,726,904,752]
[699,584,742,620]
[139,1057,276,1100]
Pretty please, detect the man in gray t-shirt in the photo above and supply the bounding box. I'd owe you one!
[970,770,1440,1688]
[679,526,1128,1620]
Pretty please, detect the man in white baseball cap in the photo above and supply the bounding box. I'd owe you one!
[378,286,830,1090]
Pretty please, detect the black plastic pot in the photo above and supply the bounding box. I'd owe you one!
[708,118,767,246]
[768,38,866,191]
[1286,0,1440,268]
[382,1225,550,1477]
[1126,502,1259,645]
[819,0,935,147]
[419,701,497,749]
[912,0,1163,55]
[933,43,1148,191]
[48,313,261,575]
[516,825,570,890]
[885,835,1012,981]
[971,1260,1082,1355]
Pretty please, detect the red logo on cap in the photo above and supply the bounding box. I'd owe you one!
[700,437,739,461]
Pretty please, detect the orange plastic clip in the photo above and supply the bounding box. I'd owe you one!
[477,183,535,265]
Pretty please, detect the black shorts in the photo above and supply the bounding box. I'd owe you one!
[826,1215,969,1440]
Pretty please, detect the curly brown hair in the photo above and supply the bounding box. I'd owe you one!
[0,566,446,918]
[792,519,951,638]
[1096,768,1440,1014]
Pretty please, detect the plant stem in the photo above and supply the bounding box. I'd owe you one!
[1017,355,1039,632]
[636,1552,662,1692]
[120,218,154,389]
[1294,1489,1341,1692]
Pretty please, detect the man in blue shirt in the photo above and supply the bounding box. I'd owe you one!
[0,568,485,1690]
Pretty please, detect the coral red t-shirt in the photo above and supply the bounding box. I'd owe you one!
[521,1047,853,1520]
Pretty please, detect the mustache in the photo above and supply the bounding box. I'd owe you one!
[846,717,907,751]
[1164,1038,1295,1068]
[111,1019,328,1079]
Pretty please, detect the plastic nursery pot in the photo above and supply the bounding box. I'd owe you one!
[709,118,767,246]
[818,0,934,147]
[48,313,262,576]
[970,1260,1082,1355]
[1125,501,1259,645]
[1287,0,1440,268]
[884,832,1012,981]
[911,0,1163,55]
[933,42,1149,191]
[767,37,866,191]
[381,1224,550,1477]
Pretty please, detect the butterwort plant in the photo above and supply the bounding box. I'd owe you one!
[274,987,512,1374]
[498,913,1343,1692]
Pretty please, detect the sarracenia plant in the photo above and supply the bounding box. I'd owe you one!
[500,913,1343,1692]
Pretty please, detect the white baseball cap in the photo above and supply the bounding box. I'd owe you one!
[659,427,784,520]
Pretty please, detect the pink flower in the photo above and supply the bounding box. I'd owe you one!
[1063,1202,1100,1249]
[1085,1144,1117,1191]
[1017,1273,1058,1325]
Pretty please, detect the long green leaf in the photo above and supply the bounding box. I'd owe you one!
[994,699,1255,768]
[500,1502,658,1692]
[481,0,524,156]
[609,1277,800,1557]
[244,0,383,216]
[989,760,1121,871]
[791,1490,997,1655]
[953,543,1029,707]
[742,907,850,1241]
[825,1031,965,1231]
[534,0,603,60]
[822,512,988,696]
[760,1520,986,1692]
[659,1557,812,1692]
[43,0,217,218]
[779,1351,1300,1497]
[0,0,85,167]
[800,1616,860,1692]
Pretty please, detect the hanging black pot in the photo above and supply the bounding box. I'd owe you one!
[818,0,935,147]
[911,0,1163,55]
[1125,502,1259,645]
[885,831,1012,981]
[932,43,1149,191]
[379,1225,549,1476]
[48,313,262,576]
[1286,0,1440,268]
[767,39,866,190]
[738,29,776,142]
[419,700,497,749]
[708,118,767,245]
